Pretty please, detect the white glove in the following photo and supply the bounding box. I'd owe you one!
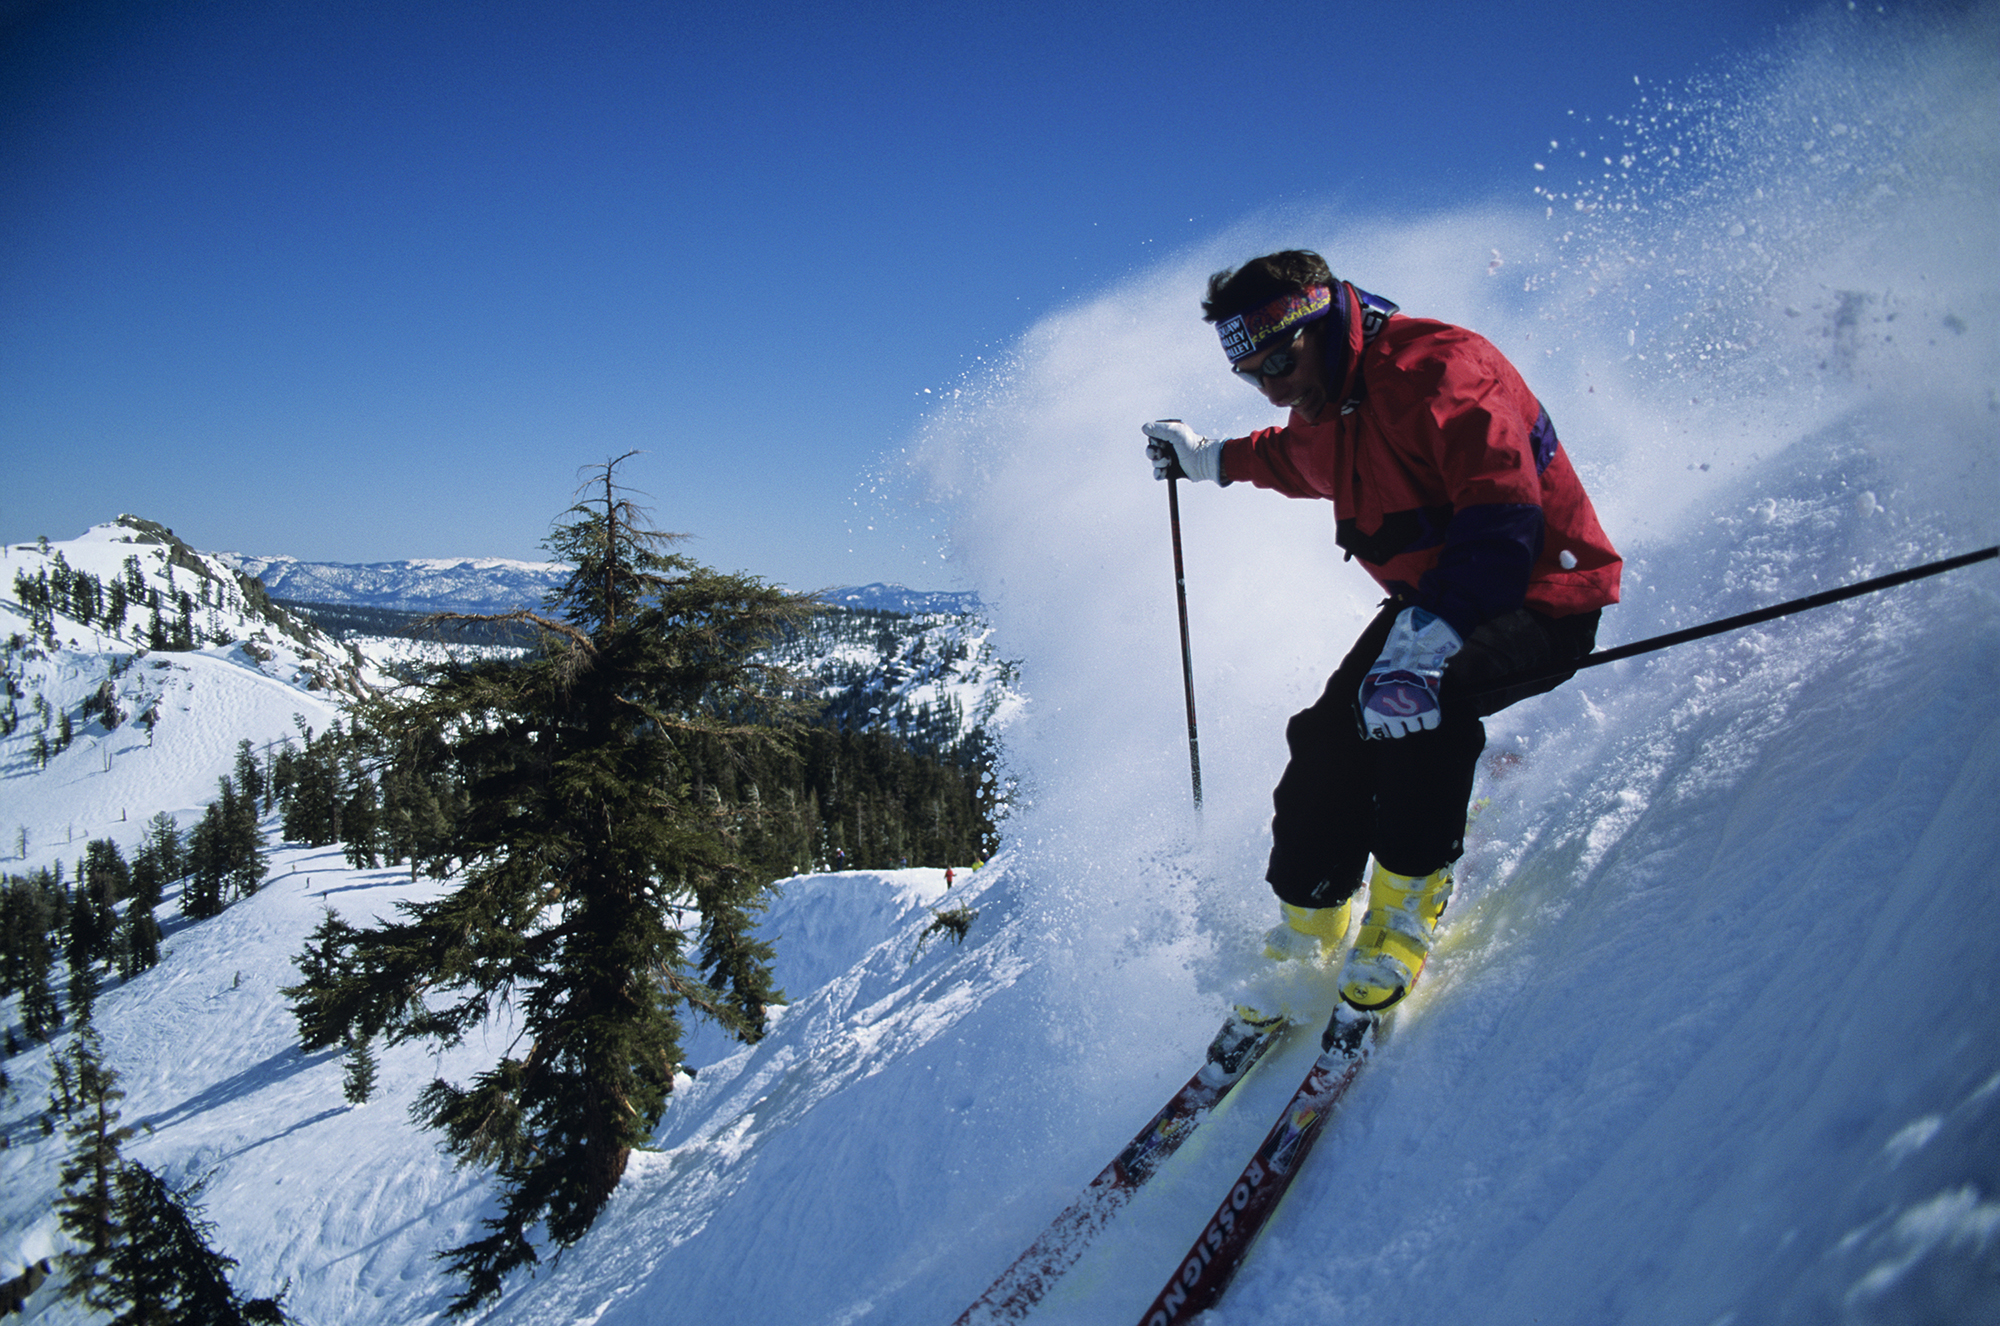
[1358,608,1463,739]
[1142,420,1225,485]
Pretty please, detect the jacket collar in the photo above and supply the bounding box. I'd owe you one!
[1327,281,1400,415]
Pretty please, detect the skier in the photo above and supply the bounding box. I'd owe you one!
[1143,250,1620,1023]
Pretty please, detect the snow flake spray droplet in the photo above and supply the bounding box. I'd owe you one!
[889,0,1998,1139]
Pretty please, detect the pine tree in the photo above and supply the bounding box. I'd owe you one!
[181,778,266,917]
[107,1163,291,1325]
[133,813,184,895]
[84,839,131,908]
[376,726,459,878]
[219,777,266,901]
[341,1034,378,1105]
[67,866,117,1024]
[234,740,265,808]
[283,455,814,1312]
[279,735,341,847]
[268,743,298,813]
[120,824,170,979]
[284,908,359,1051]
[339,748,381,870]
[2,872,66,1041]
[117,889,163,980]
[171,590,195,651]
[105,1164,180,1323]
[66,922,101,1027]
[55,1026,134,1311]
[0,873,49,998]
[21,928,62,1042]
[181,803,227,921]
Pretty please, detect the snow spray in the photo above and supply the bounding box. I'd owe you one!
[897,3,1998,1048]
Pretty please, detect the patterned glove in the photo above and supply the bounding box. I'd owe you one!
[1142,420,1225,484]
[1358,608,1463,740]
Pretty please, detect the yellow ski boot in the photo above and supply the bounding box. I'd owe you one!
[1233,899,1353,1029]
[1338,862,1453,1012]
[1262,901,1353,962]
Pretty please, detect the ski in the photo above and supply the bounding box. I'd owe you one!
[1134,1008,1378,1326]
[952,1013,1292,1325]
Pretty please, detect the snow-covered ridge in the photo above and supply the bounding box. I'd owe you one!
[819,582,983,616]
[769,607,1023,759]
[213,550,573,615]
[215,551,1022,761]
[214,551,978,621]
[6,516,369,686]
[199,554,1018,752]
[1,518,1019,869]
[2,517,366,865]
[2,517,378,692]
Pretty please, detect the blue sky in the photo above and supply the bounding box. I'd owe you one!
[1,0,1812,589]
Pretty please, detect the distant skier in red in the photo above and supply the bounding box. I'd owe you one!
[1143,249,1620,1023]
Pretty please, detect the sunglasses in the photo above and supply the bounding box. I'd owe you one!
[1231,325,1306,387]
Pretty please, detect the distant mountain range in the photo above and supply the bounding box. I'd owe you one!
[215,553,572,615]
[818,583,982,616]
[6,518,1015,813]
[217,554,980,619]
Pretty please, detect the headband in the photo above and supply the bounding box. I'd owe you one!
[1215,285,1334,363]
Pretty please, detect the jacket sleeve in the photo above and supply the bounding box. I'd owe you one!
[1220,424,1339,499]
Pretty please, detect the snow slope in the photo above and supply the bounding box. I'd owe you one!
[2,518,357,863]
[4,5,1998,1325]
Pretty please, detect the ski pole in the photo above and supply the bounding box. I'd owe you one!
[1473,544,1998,697]
[1167,471,1204,811]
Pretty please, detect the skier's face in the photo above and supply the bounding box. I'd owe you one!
[1236,321,1330,421]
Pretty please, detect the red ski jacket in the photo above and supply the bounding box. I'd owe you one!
[1220,283,1621,636]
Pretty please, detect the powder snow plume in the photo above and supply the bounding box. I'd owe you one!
[900,0,1997,1034]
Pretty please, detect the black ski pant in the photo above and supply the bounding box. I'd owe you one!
[1264,601,1601,910]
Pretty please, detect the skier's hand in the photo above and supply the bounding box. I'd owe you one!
[1143,420,1225,485]
[1358,608,1463,739]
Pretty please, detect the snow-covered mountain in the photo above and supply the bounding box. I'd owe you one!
[215,549,978,622]
[203,553,1010,755]
[212,551,572,615]
[767,605,1020,761]
[1,517,375,865]
[820,583,983,616]
[0,519,1014,869]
